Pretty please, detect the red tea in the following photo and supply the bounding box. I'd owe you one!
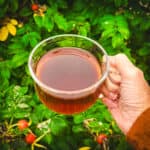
[35,47,101,114]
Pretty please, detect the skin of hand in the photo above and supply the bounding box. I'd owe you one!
[101,54,150,134]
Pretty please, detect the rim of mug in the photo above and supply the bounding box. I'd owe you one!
[28,34,109,97]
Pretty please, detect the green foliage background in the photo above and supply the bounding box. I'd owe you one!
[0,0,149,150]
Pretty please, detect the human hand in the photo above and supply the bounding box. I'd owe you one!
[101,54,150,134]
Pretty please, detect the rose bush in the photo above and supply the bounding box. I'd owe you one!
[0,0,149,149]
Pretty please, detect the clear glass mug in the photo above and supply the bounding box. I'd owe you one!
[28,34,109,115]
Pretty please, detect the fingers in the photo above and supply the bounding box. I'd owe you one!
[101,84,118,100]
[105,76,120,92]
[101,64,121,99]
[108,54,136,79]
[101,97,118,110]
[101,56,121,103]
[109,68,121,85]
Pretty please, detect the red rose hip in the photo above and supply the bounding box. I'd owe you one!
[25,133,36,144]
[17,119,29,130]
[96,134,107,144]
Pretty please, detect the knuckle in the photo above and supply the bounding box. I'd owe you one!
[128,67,143,78]
[116,53,127,60]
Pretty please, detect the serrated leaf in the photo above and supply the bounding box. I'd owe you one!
[30,38,38,48]
[13,86,28,96]
[8,43,24,54]
[72,125,84,133]
[67,20,76,31]
[0,68,10,79]
[118,27,130,39]
[78,26,88,36]
[28,32,41,47]
[99,15,115,27]
[11,52,29,68]
[22,32,41,47]
[116,15,128,28]
[50,117,67,135]
[54,13,68,31]
[42,134,52,144]
[7,23,16,36]
[112,33,124,48]
[21,34,30,46]
[100,21,115,30]
[101,29,115,39]
[0,26,9,41]
[14,111,30,118]
[43,16,54,32]
[73,115,84,124]
[34,15,43,28]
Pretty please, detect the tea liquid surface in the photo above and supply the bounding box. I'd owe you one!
[36,47,101,91]
[35,47,102,114]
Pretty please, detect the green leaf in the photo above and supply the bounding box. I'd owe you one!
[102,110,112,122]
[34,15,54,32]
[8,42,24,50]
[73,115,84,124]
[118,27,130,39]
[99,15,115,29]
[42,134,52,144]
[8,43,25,55]
[138,47,150,56]
[50,117,68,135]
[54,13,68,31]
[72,125,85,133]
[34,16,43,28]
[0,68,10,79]
[116,15,128,28]
[78,26,88,36]
[13,86,28,96]
[11,51,29,68]
[0,79,9,91]
[112,33,124,48]
[22,32,41,47]
[14,110,30,118]
[30,38,38,48]
[43,16,54,32]
[27,32,41,40]
[101,29,115,39]
[67,20,76,31]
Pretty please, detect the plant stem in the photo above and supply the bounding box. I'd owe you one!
[35,129,50,143]
[34,143,47,149]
